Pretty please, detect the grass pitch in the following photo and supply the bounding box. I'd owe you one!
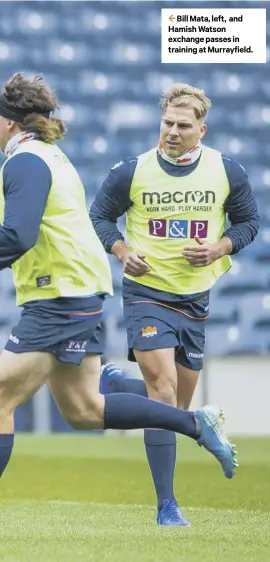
[0,434,269,561]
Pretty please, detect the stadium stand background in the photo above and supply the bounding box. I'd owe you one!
[0,0,268,431]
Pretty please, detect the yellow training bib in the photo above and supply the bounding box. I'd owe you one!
[125,145,231,294]
[0,140,113,305]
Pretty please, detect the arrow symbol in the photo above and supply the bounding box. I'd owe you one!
[169,15,175,22]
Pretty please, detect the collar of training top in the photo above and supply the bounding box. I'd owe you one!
[157,140,202,166]
[0,95,51,121]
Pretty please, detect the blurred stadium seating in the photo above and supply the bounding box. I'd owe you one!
[0,0,268,429]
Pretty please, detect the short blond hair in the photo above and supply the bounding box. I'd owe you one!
[160,83,212,121]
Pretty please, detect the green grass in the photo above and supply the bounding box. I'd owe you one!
[0,434,270,561]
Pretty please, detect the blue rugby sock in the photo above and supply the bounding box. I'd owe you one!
[144,429,176,509]
[0,434,14,477]
[103,373,177,507]
[103,374,176,507]
[104,394,198,437]
[106,374,147,397]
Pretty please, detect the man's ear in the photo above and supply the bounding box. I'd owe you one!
[7,119,16,132]
[200,124,207,139]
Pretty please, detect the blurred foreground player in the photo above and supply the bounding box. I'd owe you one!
[91,83,259,525]
[0,74,238,483]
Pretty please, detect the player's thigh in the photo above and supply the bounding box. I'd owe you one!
[0,349,57,414]
[124,301,179,404]
[48,354,103,425]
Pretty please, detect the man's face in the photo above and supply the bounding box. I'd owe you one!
[159,105,207,158]
[0,117,17,152]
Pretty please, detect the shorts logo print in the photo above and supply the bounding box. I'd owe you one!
[65,340,88,352]
[9,334,19,344]
[141,326,157,338]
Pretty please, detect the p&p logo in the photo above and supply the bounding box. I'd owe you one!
[149,219,208,239]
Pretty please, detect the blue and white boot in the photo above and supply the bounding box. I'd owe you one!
[195,405,238,479]
[99,362,125,395]
[157,499,191,527]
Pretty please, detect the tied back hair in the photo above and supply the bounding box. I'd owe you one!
[3,73,66,142]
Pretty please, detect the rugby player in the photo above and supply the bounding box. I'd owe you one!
[0,74,239,483]
[91,83,258,526]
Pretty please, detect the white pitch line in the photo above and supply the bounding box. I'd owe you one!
[48,501,270,515]
[1,499,268,516]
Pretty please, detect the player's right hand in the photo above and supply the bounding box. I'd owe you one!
[123,251,150,277]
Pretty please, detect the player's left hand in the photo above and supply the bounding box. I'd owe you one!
[182,237,223,267]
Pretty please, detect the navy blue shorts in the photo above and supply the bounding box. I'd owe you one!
[5,295,105,365]
[123,296,208,371]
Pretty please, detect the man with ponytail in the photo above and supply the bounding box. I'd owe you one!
[0,74,238,493]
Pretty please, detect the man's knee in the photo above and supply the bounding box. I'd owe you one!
[64,410,101,430]
[61,394,104,430]
[146,377,177,406]
[135,349,177,406]
[0,380,20,415]
[0,384,16,432]
[0,350,55,411]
